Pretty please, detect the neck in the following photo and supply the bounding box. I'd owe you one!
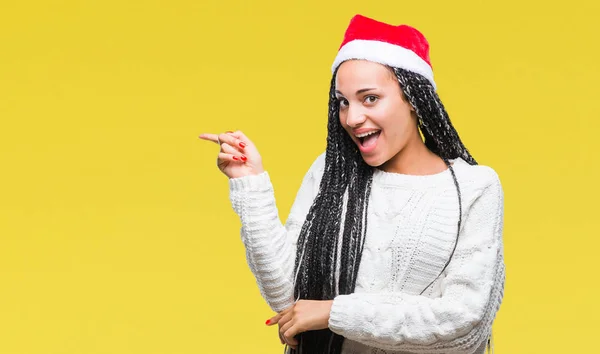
[379,137,447,175]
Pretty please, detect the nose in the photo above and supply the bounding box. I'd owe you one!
[345,105,367,127]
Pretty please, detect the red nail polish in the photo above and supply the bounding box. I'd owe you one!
[265,319,271,325]
[233,156,239,160]
[239,142,246,148]
[241,155,247,162]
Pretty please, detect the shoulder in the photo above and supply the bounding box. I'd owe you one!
[453,158,503,202]
[307,151,327,177]
[454,160,505,234]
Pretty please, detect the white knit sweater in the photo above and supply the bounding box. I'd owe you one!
[229,152,505,354]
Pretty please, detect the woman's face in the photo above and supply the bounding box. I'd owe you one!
[335,60,420,168]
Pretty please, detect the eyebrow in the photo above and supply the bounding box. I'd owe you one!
[335,88,377,96]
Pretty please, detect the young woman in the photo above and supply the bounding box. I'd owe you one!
[200,14,505,354]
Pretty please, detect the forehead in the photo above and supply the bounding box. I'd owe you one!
[335,60,395,91]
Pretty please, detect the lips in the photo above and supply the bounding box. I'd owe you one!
[356,130,381,154]
[353,128,381,138]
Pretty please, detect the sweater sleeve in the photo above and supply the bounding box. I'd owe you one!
[328,171,505,354]
[228,152,326,312]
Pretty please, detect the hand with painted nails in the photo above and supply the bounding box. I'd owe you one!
[265,300,334,350]
[198,130,265,179]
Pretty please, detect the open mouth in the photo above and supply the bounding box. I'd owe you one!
[357,130,381,148]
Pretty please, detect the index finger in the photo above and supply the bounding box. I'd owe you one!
[198,133,219,144]
[266,305,294,326]
[266,312,283,326]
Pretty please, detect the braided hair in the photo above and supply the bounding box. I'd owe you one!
[288,66,477,354]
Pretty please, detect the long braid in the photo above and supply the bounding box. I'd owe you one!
[288,66,476,354]
[392,67,477,165]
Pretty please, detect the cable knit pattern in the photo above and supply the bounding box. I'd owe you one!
[229,152,505,354]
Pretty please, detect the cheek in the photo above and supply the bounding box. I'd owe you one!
[338,111,354,136]
[338,111,345,125]
[372,102,403,130]
[376,104,414,141]
[338,111,348,130]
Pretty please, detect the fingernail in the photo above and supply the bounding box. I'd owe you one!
[239,142,246,149]
[241,155,247,162]
[226,131,233,133]
[265,319,271,325]
[233,156,239,161]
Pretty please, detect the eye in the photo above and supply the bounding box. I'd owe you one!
[337,98,349,108]
[364,95,378,104]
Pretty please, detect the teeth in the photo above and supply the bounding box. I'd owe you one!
[356,130,380,138]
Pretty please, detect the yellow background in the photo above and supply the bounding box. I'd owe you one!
[1,0,598,353]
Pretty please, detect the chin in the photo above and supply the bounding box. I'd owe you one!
[360,152,388,168]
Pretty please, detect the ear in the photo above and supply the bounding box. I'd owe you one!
[405,97,415,112]
[399,89,415,112]
[410,110,420,126]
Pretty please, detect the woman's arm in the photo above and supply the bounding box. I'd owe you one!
[328,170,505,354]
[228,152,326,312]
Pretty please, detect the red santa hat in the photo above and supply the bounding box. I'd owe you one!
[331,15,436,89]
